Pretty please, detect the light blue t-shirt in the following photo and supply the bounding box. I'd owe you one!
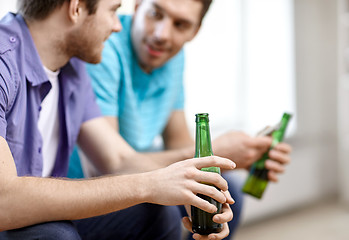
[89,15,185,151]
[68,15,185,177]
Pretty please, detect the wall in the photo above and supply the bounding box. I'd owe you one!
[0,0,16,17]
[240,0,339,224]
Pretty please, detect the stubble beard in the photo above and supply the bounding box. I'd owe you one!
[64,21,103,64]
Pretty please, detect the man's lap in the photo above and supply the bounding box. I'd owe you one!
[0,204,182,240]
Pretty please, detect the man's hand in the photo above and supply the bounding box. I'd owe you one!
[265,142,292,182]
[212,131,271,169]
[212,131,292,182]
[182,198,233,240]
[144,156,236,213]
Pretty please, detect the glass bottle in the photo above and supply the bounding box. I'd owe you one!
[191,113,223,235]
[242,112,292,198]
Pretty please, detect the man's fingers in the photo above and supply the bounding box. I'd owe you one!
[212,203,233,224]
[194,156,236,171]
[267,170,279,182]
[254,136,272,150]
[268,149,291,165]
[195,171,229,192]
[182,217,193,233]
[203,222,230,240]
[265,159,285,173]
[273,142,292,153]
[222,190,235,204]
[190,193,219,213]
[193,183,227,204]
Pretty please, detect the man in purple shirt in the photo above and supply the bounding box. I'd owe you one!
[0,0,235,239]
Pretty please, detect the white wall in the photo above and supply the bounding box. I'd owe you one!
[0,0,17,18]
[240,0,339,224]
[184,0,296,137]
[337,0,349,204]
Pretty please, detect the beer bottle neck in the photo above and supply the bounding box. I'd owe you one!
[195,115,213,158]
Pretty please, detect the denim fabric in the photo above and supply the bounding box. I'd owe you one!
[0,204,182,240]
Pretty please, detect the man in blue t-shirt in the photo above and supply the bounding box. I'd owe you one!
[69,0,292,239]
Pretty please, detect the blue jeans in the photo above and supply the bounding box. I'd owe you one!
[0,203,182,240]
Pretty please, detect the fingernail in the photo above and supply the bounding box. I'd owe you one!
[232,162,236,168]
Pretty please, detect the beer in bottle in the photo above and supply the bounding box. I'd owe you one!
[191,113,223,235]
[242,112,292,198]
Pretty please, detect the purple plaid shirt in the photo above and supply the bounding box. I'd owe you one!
[0,13,101,177]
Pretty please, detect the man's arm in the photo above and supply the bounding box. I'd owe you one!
[90,111,290,177]
[161,111,292,175]
[77,117,172,174]
[162,110,194,149]
[80,116,194,174]
[0,136,235,231]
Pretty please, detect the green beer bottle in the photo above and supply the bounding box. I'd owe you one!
[191,113,222,235]
[242,112,292,199]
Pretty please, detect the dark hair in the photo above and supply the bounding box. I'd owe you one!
[196,0,212,23]
[17,0,100,20]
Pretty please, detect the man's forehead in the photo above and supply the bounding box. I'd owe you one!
[97,0,122,8]
[141,0,203,23]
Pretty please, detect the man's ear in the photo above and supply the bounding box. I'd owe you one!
[68,0,82,23]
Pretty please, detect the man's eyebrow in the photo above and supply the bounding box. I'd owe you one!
[152,2,163,11]
[111,3,122,10]
[152,2,195,26]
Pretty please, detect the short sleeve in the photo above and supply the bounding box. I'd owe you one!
[0,74,8,138]
[81,74,102,123]
[0,56,13,138]
[87,37,121,117]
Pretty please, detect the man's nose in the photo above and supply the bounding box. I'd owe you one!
[112,15,122,33]
[154,19,172,42]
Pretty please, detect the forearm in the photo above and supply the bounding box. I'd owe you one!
[111,146,194,175]
[142,145,194,168]
[0,173,150,231]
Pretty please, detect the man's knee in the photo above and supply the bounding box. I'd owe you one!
[133,204,182,240]
[1,221,81,240]
[134,203,182,229]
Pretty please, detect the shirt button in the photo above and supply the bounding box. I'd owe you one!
[38,147,42,153]
[38,106,42,111]
[9,36,16,43]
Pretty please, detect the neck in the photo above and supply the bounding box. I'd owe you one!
[26,12,71,71]
[139,63,153,74]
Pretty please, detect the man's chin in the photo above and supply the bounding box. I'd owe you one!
[88,57,102,64]
[82,54,102,64]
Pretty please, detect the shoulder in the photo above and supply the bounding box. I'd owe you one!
[0,14,24,105]
[0,13,22,55]
[165,49,185,71]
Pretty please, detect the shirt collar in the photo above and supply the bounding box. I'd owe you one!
[16,14,49,87]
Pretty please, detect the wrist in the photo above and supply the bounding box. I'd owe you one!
[134,172,154,204]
